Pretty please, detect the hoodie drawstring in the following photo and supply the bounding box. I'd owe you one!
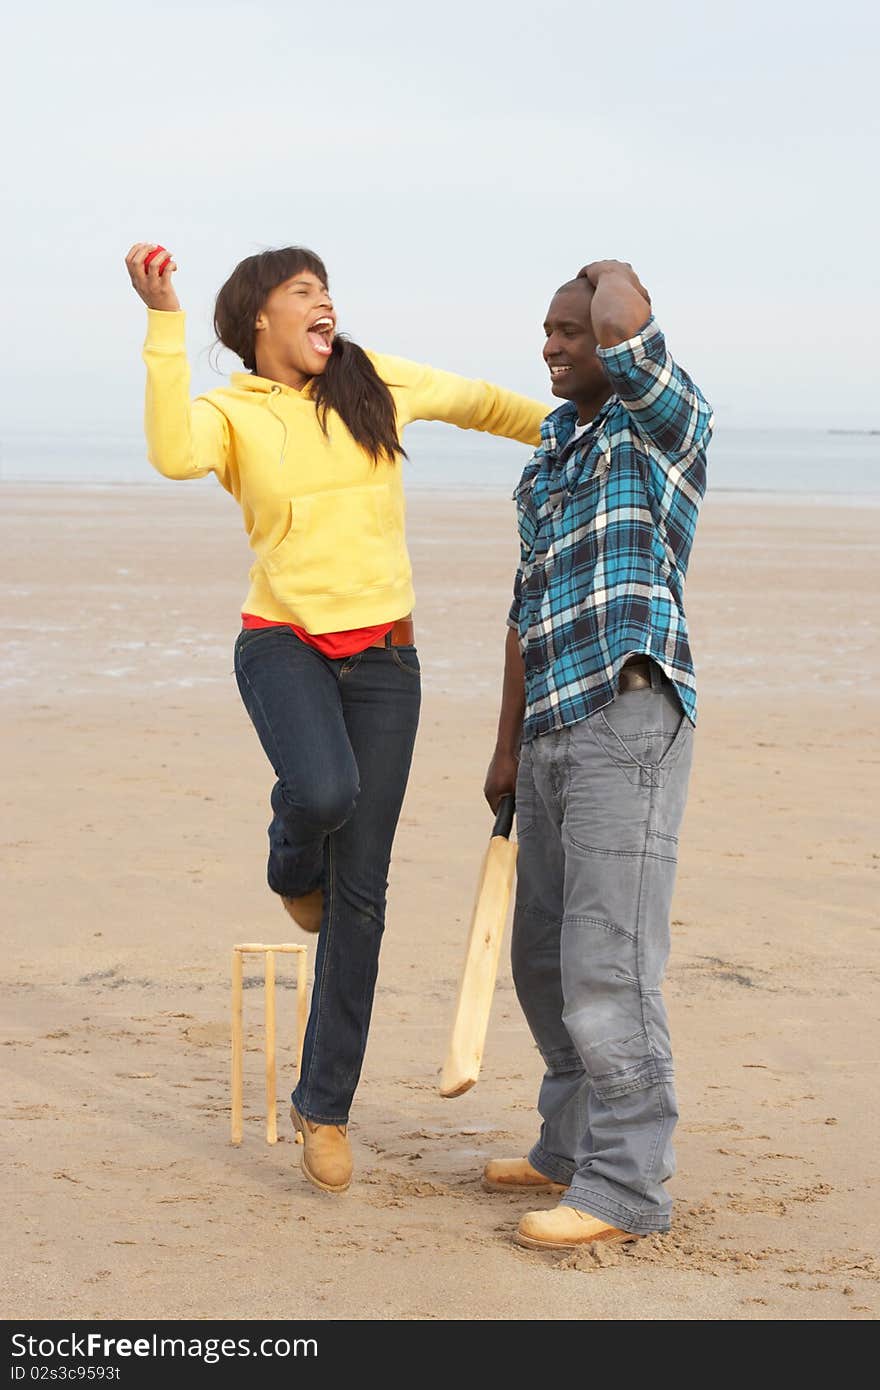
[266,385,289,468]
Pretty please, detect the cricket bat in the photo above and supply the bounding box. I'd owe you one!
[440,795,517,1098]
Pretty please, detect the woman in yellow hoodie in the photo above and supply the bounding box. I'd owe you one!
[126,242,546,1194]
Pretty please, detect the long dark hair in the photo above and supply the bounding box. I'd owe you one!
[213,247,403,466]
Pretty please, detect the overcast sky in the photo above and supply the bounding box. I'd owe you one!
[2,0,877,434]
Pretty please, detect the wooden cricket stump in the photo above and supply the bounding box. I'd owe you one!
[230,943,309,1146]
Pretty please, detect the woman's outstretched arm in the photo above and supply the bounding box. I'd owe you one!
[369,352,547,446]
[126,243,233,489]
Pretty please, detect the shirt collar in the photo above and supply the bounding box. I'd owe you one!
[539,394,618,456]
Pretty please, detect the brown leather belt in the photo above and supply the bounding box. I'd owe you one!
[618,658,653,692]
[369,616,414,649]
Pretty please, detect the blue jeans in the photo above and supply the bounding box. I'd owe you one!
[233,625,421,1124]
[512,665,693,1234]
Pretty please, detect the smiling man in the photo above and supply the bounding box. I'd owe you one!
[483,260,713,1250]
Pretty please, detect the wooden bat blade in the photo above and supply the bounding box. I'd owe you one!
[440,834,518,1097]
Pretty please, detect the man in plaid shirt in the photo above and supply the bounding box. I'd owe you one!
[483,260,713,1251]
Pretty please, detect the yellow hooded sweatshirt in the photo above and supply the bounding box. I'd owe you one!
[142,310,547,634]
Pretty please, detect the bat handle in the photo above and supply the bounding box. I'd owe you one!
[492,793,515,841]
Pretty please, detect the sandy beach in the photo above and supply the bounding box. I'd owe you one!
[2,481,877,1321]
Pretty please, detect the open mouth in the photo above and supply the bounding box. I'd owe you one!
[307,316,335,358]
[549,364,573,380]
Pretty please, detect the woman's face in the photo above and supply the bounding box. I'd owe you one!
[255,270,336,379]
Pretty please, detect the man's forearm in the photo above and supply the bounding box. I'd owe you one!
[579,260,652,348]
[495,625,526,753]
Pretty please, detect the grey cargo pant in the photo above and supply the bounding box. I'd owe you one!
[512,664,693,1234]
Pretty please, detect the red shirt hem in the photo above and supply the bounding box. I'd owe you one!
[241,613,395,659]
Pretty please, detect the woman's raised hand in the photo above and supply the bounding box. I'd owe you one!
[125,242,181,311]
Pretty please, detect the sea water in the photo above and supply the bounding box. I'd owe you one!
[1,423,877,500]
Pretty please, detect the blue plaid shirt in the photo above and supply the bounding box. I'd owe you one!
[509,317,713,743]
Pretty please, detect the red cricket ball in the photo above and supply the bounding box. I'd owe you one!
[143,245,171,277]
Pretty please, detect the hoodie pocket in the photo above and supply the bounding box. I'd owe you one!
[261,483,409,601]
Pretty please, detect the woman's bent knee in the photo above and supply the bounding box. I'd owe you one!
[274,778,359,834]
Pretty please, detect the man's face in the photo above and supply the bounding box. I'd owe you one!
[542,282,607,403]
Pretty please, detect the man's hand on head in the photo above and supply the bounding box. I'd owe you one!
[577,260,651,307]
[576,261,653,349]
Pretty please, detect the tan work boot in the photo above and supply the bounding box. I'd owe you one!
[516,1204,639,1251]
[290,1104,352,1193]
[281,888,323,934]
[482,1157,568,1194]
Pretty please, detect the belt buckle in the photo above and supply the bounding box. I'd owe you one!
[618,660,651,693]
